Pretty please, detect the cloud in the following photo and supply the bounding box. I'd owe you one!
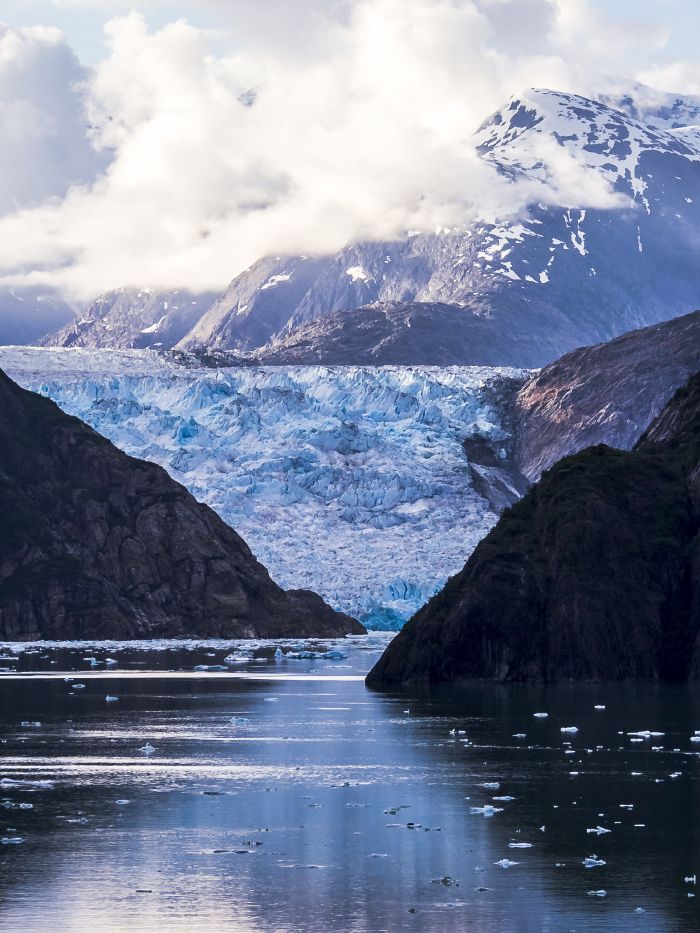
[637,59,700,96]
[0,22,108,213]
[0,0,688,299]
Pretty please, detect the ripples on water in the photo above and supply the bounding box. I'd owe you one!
[1,634,700,932]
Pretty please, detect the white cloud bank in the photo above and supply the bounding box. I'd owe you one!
[0,0,690,299]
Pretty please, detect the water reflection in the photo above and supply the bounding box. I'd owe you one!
[0,637,699,931]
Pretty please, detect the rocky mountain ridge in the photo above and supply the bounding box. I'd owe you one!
[45,287,217,351]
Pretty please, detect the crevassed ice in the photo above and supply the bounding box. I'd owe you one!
[0,348,524,629]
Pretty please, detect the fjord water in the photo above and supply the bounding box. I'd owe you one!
[1,637,699,932]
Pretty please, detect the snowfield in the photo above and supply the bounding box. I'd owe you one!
[0,348,526,628]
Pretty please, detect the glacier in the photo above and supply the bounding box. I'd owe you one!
[0,348,526,628]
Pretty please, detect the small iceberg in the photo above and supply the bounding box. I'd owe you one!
[583,856,607,868]
[105,695,119,703]
[560,726,579,734]
[495,859,519,868]
[533,712,548,718]
[470,805,503,816]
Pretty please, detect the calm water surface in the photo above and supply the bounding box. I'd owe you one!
[1,634,700,932]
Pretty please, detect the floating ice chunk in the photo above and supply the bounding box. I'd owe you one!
[619,804,633,810]
[115,799,130,805]
[594,705,606,710]
[0,778,53,788]
[1,837,24,845]
[560,726,579,734]
[583,856,606,868]
[264,698,279,703]
[508,842,533,849]
[685,875,697,885]
[587,890,607,897]
[587,826,611,835]
[533,712,548,718]
[105,695,119,702]
[105,658,118,666]
[495,859,519,868]
[20,721,41,727]
[480,782,500,790]
[63,676,74,682]
[139,744,156,755]
[470,805,503,816]
[71,683,85,690]
[493,796,515,802]
[690,736,700,743]
[512,733,527,738]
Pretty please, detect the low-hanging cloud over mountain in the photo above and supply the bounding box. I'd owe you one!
[0,0,691,299]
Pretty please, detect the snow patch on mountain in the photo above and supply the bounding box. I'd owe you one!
[0,347,526,628]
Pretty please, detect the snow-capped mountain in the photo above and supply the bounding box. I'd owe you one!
[0,287,74,346]
[175,86,700,366]
[0,347,525,628]
[45,287,217,350]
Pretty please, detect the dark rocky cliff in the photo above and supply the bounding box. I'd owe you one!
[515,310,700,481]
[0,368,363,640]
[366,372,700,687]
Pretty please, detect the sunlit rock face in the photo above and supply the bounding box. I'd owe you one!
[0,347,527,629]
[514,309,700,481]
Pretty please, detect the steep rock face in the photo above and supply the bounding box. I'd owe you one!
[45,288,217,350]
[515,310,700,481]
[0,288,74,346]
[366,372,700,687]
[174,87,700,366]
[0,368,363,640]
[177,256,331,351]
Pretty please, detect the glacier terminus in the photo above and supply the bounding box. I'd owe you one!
[0,348,525,628]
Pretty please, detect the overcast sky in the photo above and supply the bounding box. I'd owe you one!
[1,0,698,300]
